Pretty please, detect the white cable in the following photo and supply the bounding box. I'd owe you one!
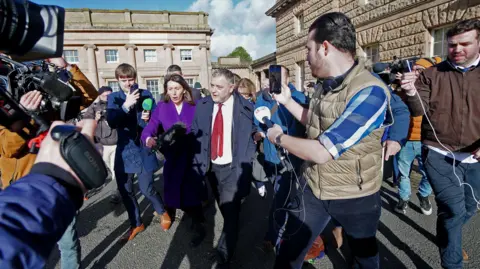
[410,83,480,209]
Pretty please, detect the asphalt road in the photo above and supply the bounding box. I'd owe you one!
[46,165,480,269]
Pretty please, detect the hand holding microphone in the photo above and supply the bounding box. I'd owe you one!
[254,106,284,145]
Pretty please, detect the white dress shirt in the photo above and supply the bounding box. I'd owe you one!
[211,94,234,165]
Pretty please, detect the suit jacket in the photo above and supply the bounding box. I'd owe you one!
[106,89,159,173]
[190,92,256,198]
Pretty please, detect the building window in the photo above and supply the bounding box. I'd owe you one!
[144,49,157,62]
[107,81,120,92]
[295,13,304,34]
[184,78,194,87]
[432,26,452,60]
[180,49,193,61]
[363,44,380,64]
[105,49,119,63]
[63,50,79,63]
[146,79,161,101]
[296,61,305,91]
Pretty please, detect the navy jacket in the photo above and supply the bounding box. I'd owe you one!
[107,89,160,173]
[190,92,256,197]
[0,167,79,268]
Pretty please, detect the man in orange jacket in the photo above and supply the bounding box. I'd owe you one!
[0,57,98,269]
[394,57,441,215]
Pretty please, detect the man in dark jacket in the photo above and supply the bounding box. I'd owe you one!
[190,68,256,267]
[166,64,202,101]
[401,19,480,268]
[83,86,120,203]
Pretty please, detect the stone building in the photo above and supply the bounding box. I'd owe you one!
[63,9,213,101]
[211,56,256,84]
[251,52,277,90]
[266,0,480,89]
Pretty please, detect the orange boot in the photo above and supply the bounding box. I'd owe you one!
[160,212,172,231]
[120,224,145,241]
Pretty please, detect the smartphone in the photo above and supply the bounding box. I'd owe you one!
[269,65,282,94]
[402,60,412,73]
[130,83,138,94]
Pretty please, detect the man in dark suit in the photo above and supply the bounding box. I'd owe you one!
[107,63,170,242]
[190,68,256,268]
[166,64,202,101]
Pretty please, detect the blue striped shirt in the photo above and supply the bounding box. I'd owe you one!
[318,86,387,159]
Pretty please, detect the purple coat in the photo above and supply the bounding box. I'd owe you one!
[141,100,199,208]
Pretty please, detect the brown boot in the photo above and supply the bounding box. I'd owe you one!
[160,212,172,231]
[120,224,145,241]
[332,226,343,249]
[463,249,469,262]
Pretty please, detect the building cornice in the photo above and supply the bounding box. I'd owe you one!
[251,52,277,68]
[266,0,298,17]
[66,8,208,16]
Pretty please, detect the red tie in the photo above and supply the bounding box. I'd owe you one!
[211,103,224,160]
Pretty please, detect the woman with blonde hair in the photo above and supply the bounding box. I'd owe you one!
[237,78,257,103]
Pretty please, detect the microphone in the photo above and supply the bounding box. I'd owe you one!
[142,98,153,122]
[254,106,274,129]
[142,98,153,111]
[35,73,74,102]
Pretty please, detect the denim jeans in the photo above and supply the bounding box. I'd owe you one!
[274,182,381,269]
[397,141,432,200]
[57,216,81,269]
[423,148,480,269]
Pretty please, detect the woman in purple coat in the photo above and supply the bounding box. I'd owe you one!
[141,74,205,246]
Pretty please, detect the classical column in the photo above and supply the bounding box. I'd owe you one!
[83,44,99,88]
[163,44,174,68]
[124,44,137,69]
[199,44,209,88]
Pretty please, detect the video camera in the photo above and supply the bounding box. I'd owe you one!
[0,0,69,145]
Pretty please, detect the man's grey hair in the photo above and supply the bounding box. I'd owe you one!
[212,68,235,85]
[166,64,182,74]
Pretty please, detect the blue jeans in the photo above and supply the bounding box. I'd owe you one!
[397,141,432,200]
[57,216,81,269]
[423,148,480,269]
[274,183,381,269]
[115,170,166,227]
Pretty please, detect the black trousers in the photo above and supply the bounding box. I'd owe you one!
[207,163,242,262]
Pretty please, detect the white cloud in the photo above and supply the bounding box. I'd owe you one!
[187,0,276,61]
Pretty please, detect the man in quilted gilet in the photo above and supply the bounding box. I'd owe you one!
[266,12,392,269]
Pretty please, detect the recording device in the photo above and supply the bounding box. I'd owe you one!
[141,98,153,122]
[151,122,187,154]
[0,56,80,143]
[269,65,282,94]
[130,83,138,94]
[50,125,108,190]
[254,106,293,172]
[0,0,65,62]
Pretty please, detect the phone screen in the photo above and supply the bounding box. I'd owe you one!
[269,65,282,94]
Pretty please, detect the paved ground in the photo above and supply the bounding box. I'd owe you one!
[47,163,480,269]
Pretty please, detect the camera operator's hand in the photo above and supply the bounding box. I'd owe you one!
[384,140,401,161]
[20,90,42,111]
[34,120,97,194]
[267,124,284,145]
[95,111,102,121]
[123,89,140,110]
[146,137,157,148]
[273,83,292,105]
[400,72,418,95]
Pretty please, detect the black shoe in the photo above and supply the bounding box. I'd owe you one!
[417,193,433,215]
[109,192,121,204]
[395,199,408,214]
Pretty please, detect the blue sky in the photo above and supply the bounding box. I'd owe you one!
[32,0,276,61]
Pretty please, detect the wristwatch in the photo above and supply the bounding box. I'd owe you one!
[275,133,284,145]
